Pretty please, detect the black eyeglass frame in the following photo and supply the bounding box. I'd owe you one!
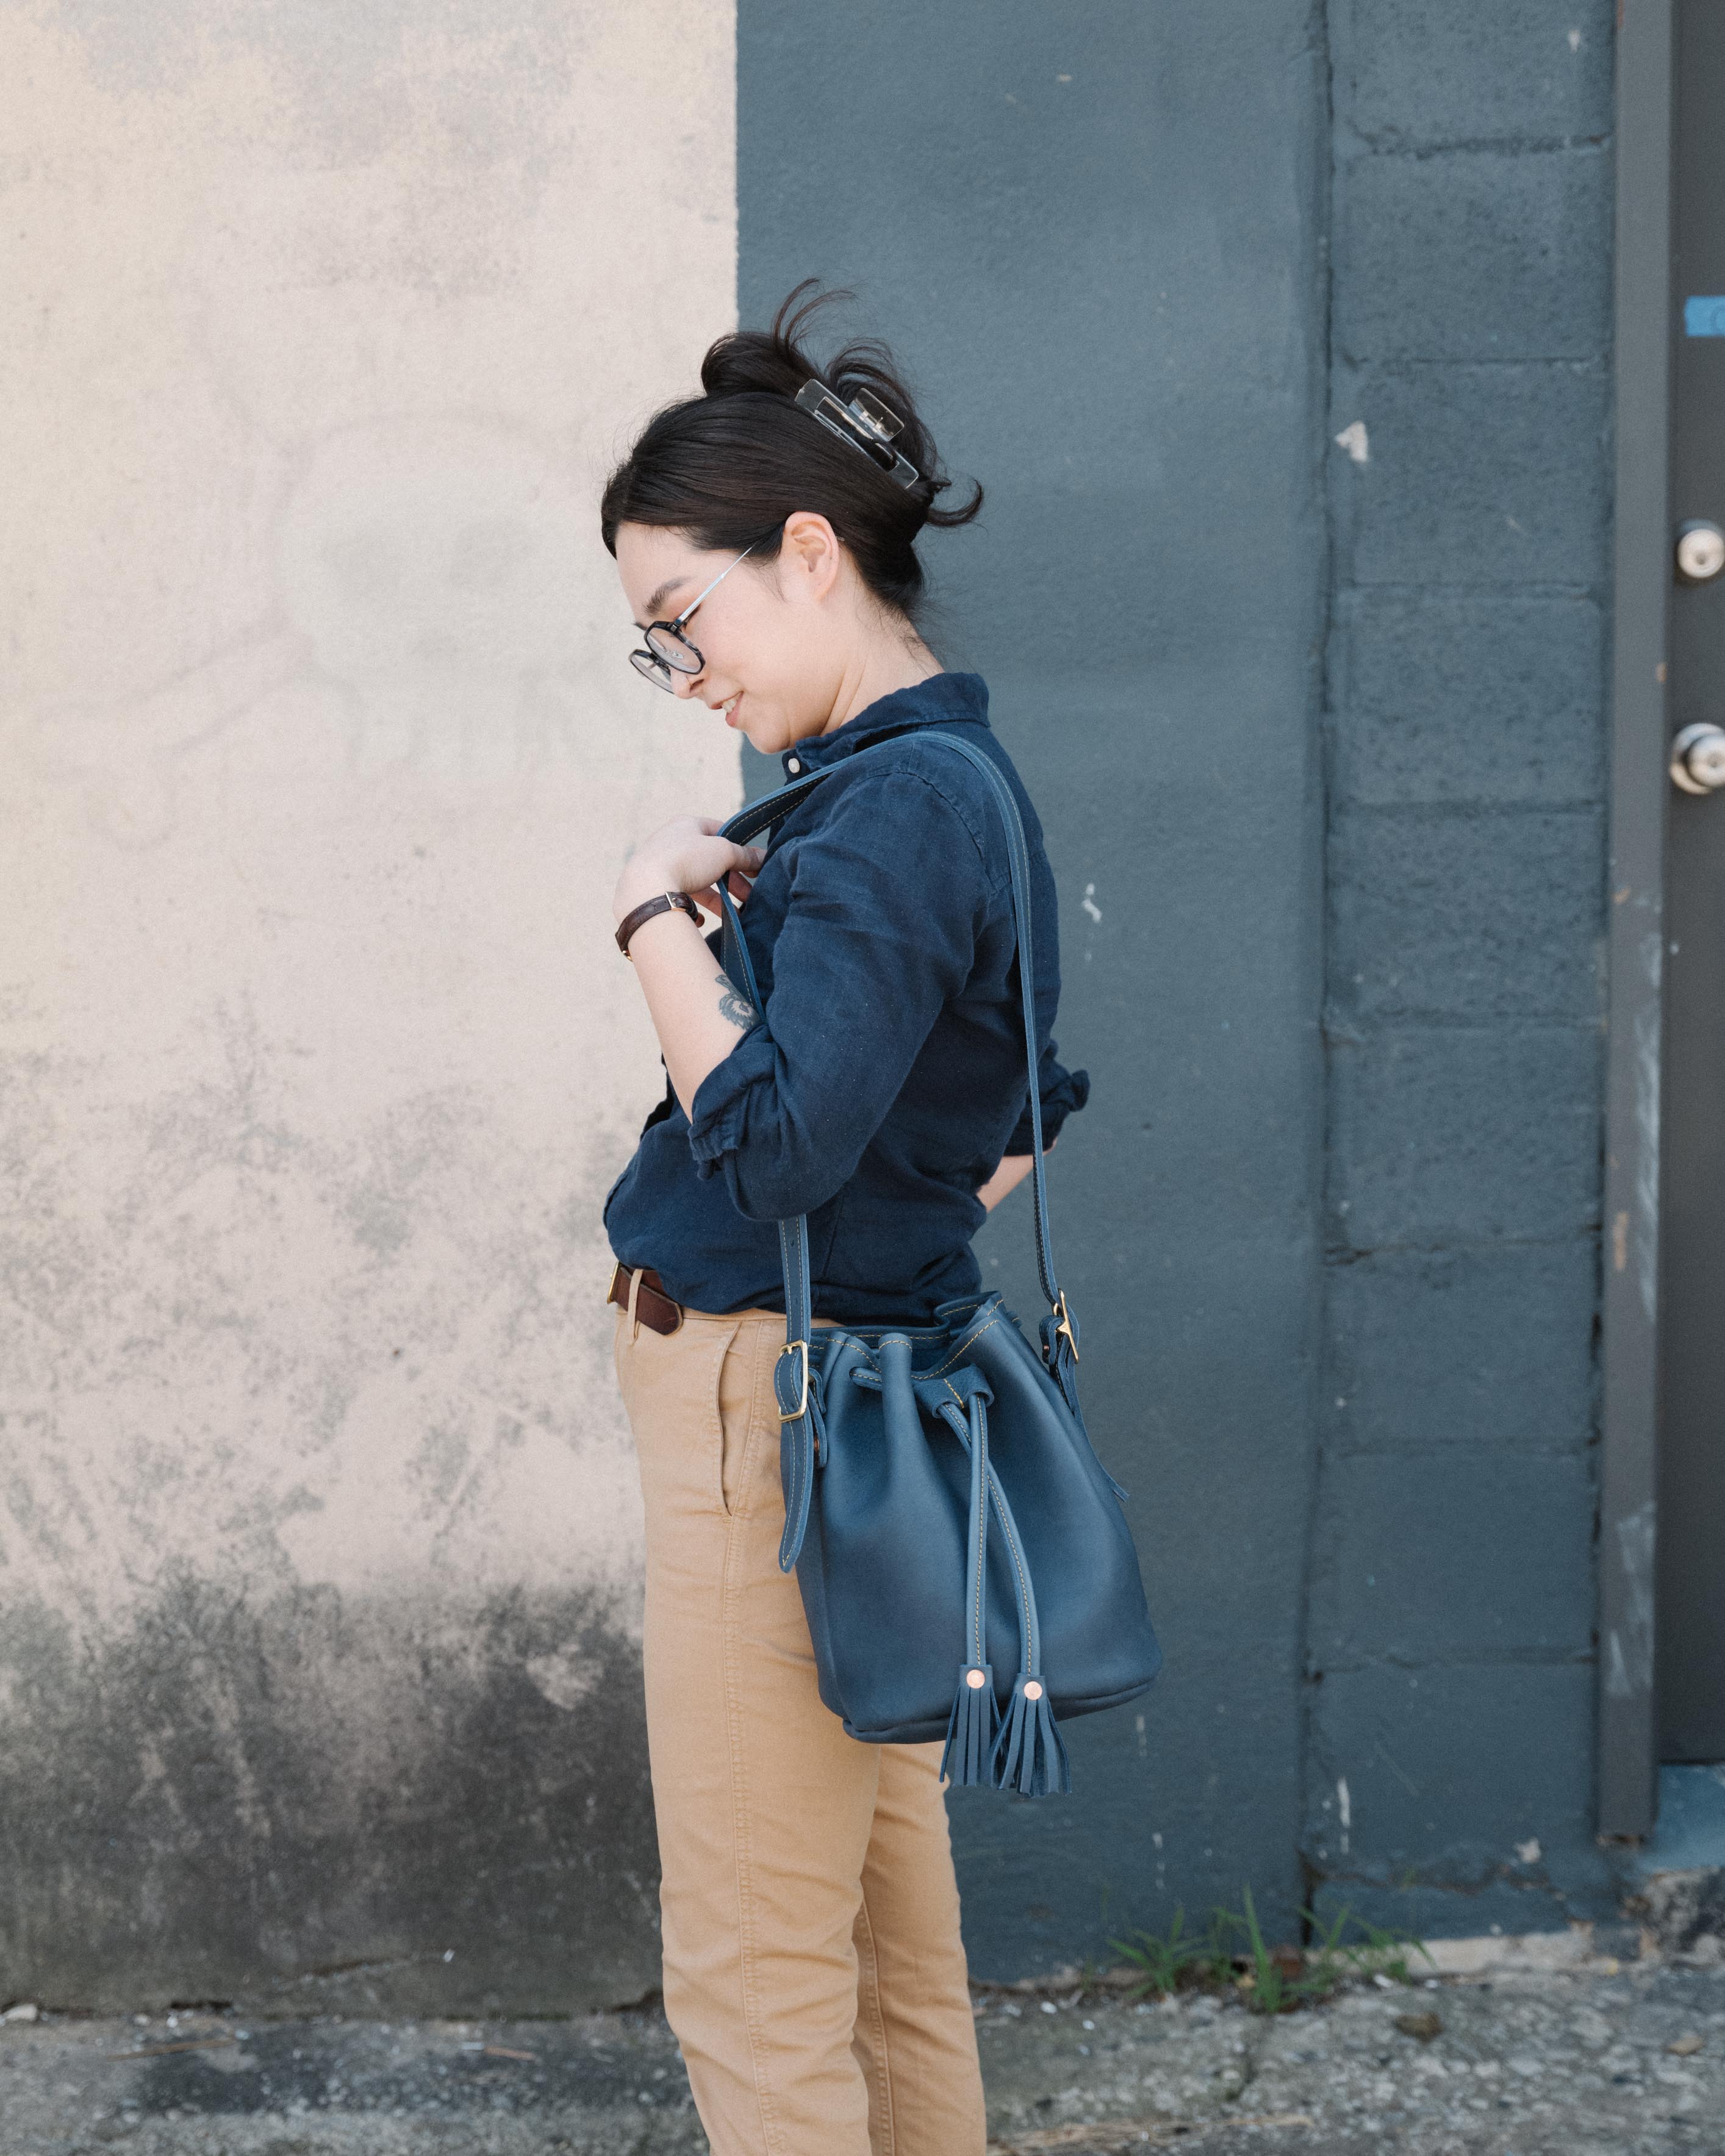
[628,539,763,693]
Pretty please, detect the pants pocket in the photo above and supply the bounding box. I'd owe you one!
[716,1320,766,1519]
[612,1306,629,1404]
[615,1312,730,1513]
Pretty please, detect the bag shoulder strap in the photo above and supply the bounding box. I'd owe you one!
[715,732,1080,1568]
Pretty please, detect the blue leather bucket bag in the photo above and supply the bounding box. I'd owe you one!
[717,732,1161,1797]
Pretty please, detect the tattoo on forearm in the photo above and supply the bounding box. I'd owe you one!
[714,972,758,1031]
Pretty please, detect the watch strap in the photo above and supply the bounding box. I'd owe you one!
[616,890,702,958]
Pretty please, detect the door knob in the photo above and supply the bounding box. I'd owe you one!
[1671,722,1725,794]
[1677,520,1725,582]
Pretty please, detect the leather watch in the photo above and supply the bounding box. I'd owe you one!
[615,890,703,958]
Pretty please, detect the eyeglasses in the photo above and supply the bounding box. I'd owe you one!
[629,542,760,693]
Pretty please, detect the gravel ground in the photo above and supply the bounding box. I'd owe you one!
[3,1956,1724,2155]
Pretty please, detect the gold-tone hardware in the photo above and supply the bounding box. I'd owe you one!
[965,1668,988,1691]
[1023,1680,1044,1701]
[1052,1291,1079,1361]
[777,1339,810,1422]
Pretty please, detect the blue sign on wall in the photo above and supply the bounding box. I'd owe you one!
[1685,295,1725,335]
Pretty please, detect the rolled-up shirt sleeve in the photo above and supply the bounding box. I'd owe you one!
[687,770,992,1223]
[1005,1042,1091,1156]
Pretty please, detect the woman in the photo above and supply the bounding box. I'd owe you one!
[600,289,1088,2156]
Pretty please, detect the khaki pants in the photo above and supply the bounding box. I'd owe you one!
[614,1300,988,2156]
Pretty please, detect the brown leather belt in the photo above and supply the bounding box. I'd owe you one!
[607,1261,683,1337]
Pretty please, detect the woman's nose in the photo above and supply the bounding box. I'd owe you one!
[670,668,703,701]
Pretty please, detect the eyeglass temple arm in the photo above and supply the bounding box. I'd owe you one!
[672,539,761,629]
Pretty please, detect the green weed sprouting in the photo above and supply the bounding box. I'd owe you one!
[1107,1904,1230,1997]
[1110,1888,1434,2016]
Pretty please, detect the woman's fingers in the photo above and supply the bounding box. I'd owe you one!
[688,869,755,920]
[613,822,765,924]
[686,838,762,890]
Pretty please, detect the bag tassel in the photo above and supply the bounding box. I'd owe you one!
[944,1662,999,1786]
[940,1385,999,1788]
[979,1458,1072,1798]
[992,1670,1072,1799]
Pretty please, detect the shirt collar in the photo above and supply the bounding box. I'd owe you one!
[781,672,990,777]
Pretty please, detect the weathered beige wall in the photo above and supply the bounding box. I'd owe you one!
[0,0,736,2013]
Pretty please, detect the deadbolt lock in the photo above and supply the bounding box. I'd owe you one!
[1671,722,1725,795]
[1676,520,1725,583]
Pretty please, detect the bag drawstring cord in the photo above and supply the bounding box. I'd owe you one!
[931,1388,1069,1798]
[940,1390,999,1788]
[981,1459,1072,1799]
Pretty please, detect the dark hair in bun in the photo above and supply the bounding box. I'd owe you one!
[600,281,982,624]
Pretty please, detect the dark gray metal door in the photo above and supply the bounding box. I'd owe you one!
[1662,0,1725,1763]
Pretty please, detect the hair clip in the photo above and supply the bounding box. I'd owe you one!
[794,378,920,489]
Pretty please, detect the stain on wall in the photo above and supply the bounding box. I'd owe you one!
[0,0,738,2010]
[0,1583,653,2014]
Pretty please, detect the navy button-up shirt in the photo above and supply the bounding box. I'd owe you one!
[603,672,1088,1323]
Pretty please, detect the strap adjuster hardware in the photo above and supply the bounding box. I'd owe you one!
[777,1339,810,1421]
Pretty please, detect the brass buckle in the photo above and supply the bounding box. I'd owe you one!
[777,1339,810,1421]
[1052,1291,1079,1361]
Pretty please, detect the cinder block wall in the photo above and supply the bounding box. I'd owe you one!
[1307,0,1617,1934]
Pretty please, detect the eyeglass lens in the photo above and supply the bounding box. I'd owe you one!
[645,624,702,671]
[628,536,762,693]
[631,650,682,691]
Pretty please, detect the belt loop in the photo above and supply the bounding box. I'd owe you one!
[625,1262,644,1344]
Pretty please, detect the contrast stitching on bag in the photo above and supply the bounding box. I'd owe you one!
[968,1405,988,1666]
[988,1469,1038,1668]
[923,1312,1006,1380]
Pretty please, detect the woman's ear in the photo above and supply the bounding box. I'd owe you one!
[779,511,843,603]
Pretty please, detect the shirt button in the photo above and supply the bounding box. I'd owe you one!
[786,756,802,775]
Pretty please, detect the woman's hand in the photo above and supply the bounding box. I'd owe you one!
[615,815,764,926]
[614,814,771,1124]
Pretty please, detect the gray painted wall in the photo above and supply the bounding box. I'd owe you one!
[742,0,1619,1969]
[742,0,1332,1971]
[1309,0,1615,1937]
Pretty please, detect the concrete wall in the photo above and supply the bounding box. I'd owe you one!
[1307,0,1616,1935]
[0,0,737,2014]
[2,0,1628,2013]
